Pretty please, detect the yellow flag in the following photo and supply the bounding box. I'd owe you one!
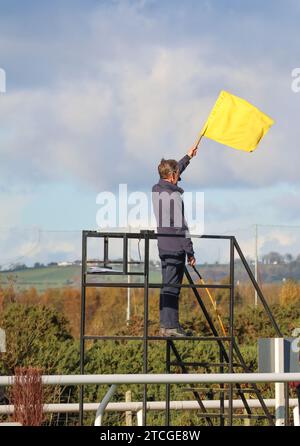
[200,90,274,152]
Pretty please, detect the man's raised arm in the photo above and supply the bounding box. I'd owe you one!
[177,143,198,175]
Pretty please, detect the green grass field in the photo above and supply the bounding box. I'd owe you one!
[0,261,292,293]
[0,265,163,292]
[0,265,81,292]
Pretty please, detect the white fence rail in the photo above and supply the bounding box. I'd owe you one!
[0,398,298,414]
[1,373,300,426]
[1,372,300,386]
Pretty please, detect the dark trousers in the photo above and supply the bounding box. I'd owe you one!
[159,253,186,328]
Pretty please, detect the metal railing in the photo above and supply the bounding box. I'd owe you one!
[1,373,300,426]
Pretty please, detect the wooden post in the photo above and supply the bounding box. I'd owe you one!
[125,391,132,426]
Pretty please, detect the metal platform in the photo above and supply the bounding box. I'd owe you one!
[79,230,287,426]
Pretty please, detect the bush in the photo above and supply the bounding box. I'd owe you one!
[280,279,300,305]
[1,284,300,426]
[0,303,78,375]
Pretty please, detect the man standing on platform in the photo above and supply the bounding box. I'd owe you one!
[152,144,198,337]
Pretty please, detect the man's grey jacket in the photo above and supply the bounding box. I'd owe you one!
[152,155,194,259]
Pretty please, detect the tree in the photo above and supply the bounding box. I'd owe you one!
[10,263,28,271]
[262,251,284,265]
[284,253,293,264]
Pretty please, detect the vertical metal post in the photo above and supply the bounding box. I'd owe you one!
[166,340,171,426]
[275,337,285,426]
[254,224,258,307]
[79,230,87,426]
[127,230,131,325]
[219,346,225,426]
[285,382,290,426]
[123,234,128,275]
[228,237,235,426]
[143,232,150,426]
[104,236,109,268]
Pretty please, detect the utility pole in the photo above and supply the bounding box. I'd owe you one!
[254,224,258,307]
[126,226,131,325]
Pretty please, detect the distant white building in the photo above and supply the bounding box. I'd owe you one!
[58,261,73,267]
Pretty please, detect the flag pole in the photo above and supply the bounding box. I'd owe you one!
[194,123,207,148]
[195,132,204,148]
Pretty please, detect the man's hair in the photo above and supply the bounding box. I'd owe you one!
[158,158,179,179]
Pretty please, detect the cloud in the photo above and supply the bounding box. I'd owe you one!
[0,191,30,227]
[258,229,300,258]
[0,81,116,188]
[1,45,298,192]
[0,0,299,195]
[0,228,82,268]
[272,190,300,220]
[1,0,300,266]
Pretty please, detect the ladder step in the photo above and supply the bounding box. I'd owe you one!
[190,413,273,420]
[182,387,268,393]
[169,361,241,368]
[229,414,274,420]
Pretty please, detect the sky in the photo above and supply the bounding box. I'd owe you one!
[1,0,300,266]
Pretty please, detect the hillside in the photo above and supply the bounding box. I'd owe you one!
[0,261,299,292]
[0,265,81,292]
